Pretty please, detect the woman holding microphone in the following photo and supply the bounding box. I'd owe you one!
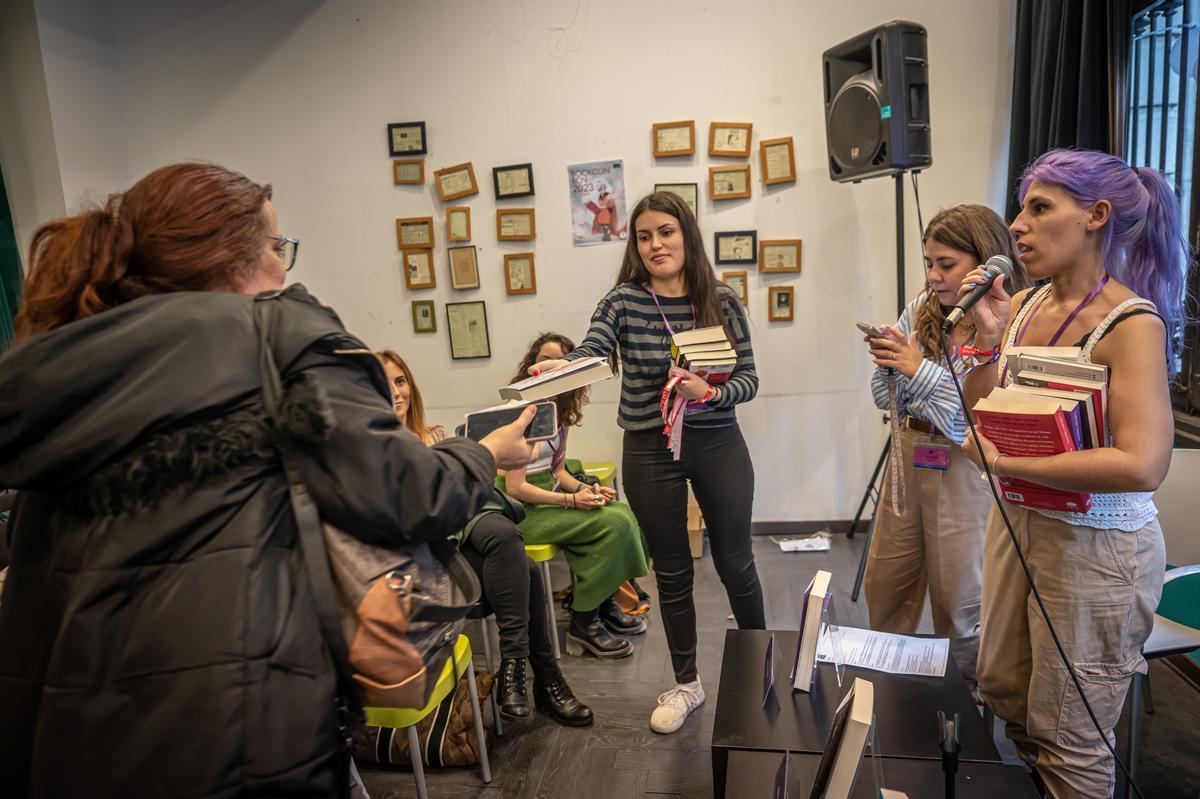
[532,191,763,734]
[960,149,1187,797]
[863,204,1028,685]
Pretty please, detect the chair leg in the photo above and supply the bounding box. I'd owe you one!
[542,561,561,660]
[479,617,503,737]
[406,725,428,799]
[1124,671,1143,799]
[1143,667,1154,715]
[467,658,492,783]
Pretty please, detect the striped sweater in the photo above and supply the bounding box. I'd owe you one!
[565,282,758,431]
[869,295,974,445]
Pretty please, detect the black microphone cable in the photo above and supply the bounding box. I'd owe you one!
[940,330,1145,799]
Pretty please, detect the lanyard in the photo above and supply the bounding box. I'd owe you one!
[1014,275,1110,348]
[647,285,699,460]
[645,285,695,335]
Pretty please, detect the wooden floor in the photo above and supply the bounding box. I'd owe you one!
[359,534,1200,799]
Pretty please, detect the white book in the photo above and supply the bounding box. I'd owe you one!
[498,356,614,401]
[791,569,832,692]
[810,677,874,799]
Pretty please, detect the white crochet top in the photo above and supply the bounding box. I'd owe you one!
[997,285,1159,531]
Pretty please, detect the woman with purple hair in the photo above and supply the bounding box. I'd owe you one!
[959,148,1189,797]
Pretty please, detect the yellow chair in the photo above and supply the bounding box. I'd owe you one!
[581,461,618,493]
[524,543,562,659]
[364,634,490,799]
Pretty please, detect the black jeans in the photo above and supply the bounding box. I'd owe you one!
[460,513,558,678]
[622,423,765,683]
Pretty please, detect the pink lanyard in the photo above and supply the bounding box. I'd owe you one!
[647,286,698,460]
[645,285,695,334]
[1014,275,1110,348]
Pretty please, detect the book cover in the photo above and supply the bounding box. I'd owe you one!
[1014,369,1108,448]
[498,356,614,401]
[972,393,1092,513]
[792,570,832,692]
[670,325,729,360]
[1014,352,1107,383]
[1005,383,1097,449]
[810,677,874,799]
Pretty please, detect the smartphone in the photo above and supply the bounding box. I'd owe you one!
[856,321,886,338]
[464,400,558,443]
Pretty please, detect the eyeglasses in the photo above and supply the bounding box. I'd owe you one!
[268,235,300,272]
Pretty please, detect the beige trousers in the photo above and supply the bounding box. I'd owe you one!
[977,504,1164,798]
[864,427,992,682]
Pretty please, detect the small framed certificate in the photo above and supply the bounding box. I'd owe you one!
[708,122,753,158]
[715,230,757,265]
[433,162,479,202]
[652,120,696,157]
[768,286,794,322]
[655,182,699,219]
[411,300,436,334]
[504,253,537,296]
[402,247,436,290]
[709,165,751,201]
[493,163,535,200]
[447,245,480,290]
[392,158,425,185]
[446,206,471,242]
[387,121,427,157]
[722,270,749,306]
[760,136,797,186]
[396,216,434,249]
[759,239,802,274]
[496,208,536,241]
[446,301,491,360]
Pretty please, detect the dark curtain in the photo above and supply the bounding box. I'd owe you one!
[0,166,21,352]
[1005,0,1133,220]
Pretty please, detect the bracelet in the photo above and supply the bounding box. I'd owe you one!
[570,494,576,509]
[990,453,1004,475]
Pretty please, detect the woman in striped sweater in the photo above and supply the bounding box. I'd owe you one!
[532,191,763,734]
[862,204,1028,688]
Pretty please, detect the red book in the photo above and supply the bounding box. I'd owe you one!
[972,392,1093,513]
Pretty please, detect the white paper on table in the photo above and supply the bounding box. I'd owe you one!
[815,626,948,678]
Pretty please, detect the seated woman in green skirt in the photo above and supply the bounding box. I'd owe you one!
[501,333,650,658]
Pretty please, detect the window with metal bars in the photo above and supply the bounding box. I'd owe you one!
[1127,0,1200,409]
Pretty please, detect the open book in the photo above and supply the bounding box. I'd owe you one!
[810,677,874,799]
[499,356,614,401]
[670,326,736,384]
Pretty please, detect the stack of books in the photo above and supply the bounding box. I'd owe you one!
[971,346,1108,513]
[670,326,735,384]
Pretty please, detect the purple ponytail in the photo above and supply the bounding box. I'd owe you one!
[1018,148,1191,373]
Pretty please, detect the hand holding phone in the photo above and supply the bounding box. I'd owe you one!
[465,400,558,443]
[475,406,538,471]
[856,321,886,339]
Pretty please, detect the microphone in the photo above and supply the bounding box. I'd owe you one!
[941,255,1013,332]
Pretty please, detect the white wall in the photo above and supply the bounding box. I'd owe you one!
[26,0,1016,521]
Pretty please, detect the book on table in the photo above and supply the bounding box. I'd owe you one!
[809,677,874,799]
[790,569,832,693]
[971,389,1092,513]
[498,356,614,401]
[670,326,735,384]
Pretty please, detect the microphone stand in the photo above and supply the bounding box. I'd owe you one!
[938,710,961,799]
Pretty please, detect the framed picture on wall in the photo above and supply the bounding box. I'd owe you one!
[768,286,794,321]
[714,230,757,265]
[708,122,753,157]
[433,162,479,202]
[447,206,471,241]
[402,248,436,290]
[722,270,749,306]
[497,208,536,240]
[652,120,696,157]
[709,165,751,201]
[655,182,699,218]
[446,301,491,360]
[411,300,437,333]
[759,239,802,273]
[493,163,535,200]
[387,121,427,157]
[392,159,425,185]
[396,217,434,249]
[504,253,537,295]
[448,245,480,290]
[759,136,797,185]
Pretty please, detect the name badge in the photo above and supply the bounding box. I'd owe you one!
[912,443,951,470]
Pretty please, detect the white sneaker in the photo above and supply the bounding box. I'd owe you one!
[650,678,705,734]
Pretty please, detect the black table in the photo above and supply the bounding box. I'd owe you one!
[723,750,1040,798]
[712,629,1001,798]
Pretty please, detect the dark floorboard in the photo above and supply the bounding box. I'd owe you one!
[359,534,1200,798]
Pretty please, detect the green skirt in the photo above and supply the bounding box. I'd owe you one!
[507,472,649,612]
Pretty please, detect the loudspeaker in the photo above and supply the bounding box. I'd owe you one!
[823,21,932,183]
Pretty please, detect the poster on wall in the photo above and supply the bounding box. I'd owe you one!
[567,159,628,246]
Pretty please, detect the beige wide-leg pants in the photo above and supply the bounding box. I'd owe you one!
[864,427,992,683]
[977,504,1164,798]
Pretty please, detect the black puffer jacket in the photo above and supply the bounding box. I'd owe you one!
[0,285,495,798]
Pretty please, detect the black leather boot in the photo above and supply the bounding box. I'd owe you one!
[599,596,647,636]
[496,657,530,719]
[565,616,633,658]
[533,674,594,727]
